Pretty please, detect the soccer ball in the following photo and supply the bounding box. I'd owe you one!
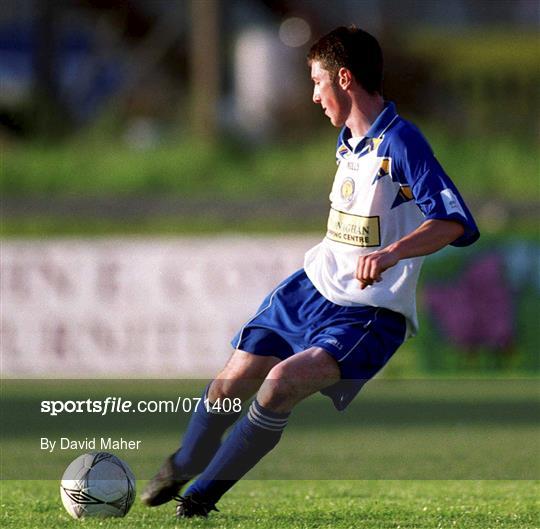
[60,452,136,518]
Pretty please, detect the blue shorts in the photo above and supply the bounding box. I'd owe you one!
[231,269,406,410]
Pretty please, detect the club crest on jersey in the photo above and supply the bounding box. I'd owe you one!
[340,177,355,201]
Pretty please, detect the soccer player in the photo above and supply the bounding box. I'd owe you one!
[141,26,479,518]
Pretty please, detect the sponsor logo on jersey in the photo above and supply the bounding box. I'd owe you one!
[340,177,355,201]
[326,208,381,247]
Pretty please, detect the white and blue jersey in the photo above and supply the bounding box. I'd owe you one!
[233,102,479,409]
[304,101,479,336]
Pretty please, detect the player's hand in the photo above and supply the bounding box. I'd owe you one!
[356,249,400,289]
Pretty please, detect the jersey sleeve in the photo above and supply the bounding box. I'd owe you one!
[393,127,480,247]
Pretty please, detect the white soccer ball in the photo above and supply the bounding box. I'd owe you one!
[60,452,136,519]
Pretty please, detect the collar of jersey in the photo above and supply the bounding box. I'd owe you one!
[338,101,398,154]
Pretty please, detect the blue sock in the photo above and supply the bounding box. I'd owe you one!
[184,400,290,504]
[172,385,241,478]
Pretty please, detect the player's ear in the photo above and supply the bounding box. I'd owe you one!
[337,67,352,90]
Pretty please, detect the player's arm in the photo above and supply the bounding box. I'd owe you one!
[356,218,464,289]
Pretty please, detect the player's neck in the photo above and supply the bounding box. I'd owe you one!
[346,92,384,138]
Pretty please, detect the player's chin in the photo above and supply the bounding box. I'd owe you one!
[329,115,345,128]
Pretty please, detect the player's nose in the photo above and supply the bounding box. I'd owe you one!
[312,88,321,104]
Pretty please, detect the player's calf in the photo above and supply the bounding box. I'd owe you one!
[141,382,243,507]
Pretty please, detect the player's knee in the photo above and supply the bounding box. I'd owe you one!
[208,376,260,403]
[257,364,297,410]
[208,378,240,401]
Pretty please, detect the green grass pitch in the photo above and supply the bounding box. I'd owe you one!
[1,479,538,528]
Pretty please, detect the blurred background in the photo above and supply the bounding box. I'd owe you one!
[1,0,539,377]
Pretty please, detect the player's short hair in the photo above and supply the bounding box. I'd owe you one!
[307,26,383,94]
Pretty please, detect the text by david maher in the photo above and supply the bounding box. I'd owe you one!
[41,437,142,452]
